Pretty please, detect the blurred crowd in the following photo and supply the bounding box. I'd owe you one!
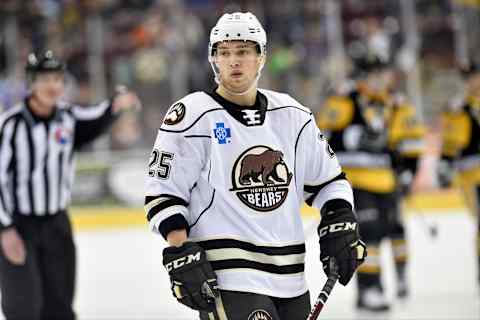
[0,0,479,149]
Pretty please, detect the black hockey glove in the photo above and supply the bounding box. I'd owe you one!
[318,200,367,286]
[162,241,218,311]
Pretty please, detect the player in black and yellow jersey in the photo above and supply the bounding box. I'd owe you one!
[439,63,480,286]
[317,54,424,311]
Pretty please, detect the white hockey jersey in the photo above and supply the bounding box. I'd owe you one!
[145,89,353,298]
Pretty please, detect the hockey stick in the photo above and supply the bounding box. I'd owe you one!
[306,258,339,320]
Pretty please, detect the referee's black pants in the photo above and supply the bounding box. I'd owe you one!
[0,211,76,320]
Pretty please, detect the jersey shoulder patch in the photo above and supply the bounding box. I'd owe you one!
[160,91,221,132]
[163,101,186,125]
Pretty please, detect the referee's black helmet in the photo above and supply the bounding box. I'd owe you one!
[25,50,65,80]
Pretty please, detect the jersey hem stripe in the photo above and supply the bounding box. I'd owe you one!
[197,238,306,256]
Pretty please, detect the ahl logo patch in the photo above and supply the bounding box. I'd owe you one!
[230,145,292,212]
[248,309,272,320]
[164,102,186,125]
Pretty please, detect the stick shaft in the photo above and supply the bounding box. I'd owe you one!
[307,258,339,320]
[306,273,339,320]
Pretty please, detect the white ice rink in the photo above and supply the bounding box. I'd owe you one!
[9,210,480,319]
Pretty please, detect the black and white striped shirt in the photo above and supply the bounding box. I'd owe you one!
[0,97,116,228]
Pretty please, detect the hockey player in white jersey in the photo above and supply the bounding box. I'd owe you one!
[145,12,366,320]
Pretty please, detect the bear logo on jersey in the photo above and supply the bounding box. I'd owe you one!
[230,145,292,212]
[164,102,186,125]
[247,309,272,320]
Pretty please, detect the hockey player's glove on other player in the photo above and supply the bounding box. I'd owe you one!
[163,241,219,311]
[318,199,367,286]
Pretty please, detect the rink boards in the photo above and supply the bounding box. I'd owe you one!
[69,188,467,231]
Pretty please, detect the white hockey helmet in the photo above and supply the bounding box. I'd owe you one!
[208,12,267,83]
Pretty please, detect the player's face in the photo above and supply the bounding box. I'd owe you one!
[32,72,65,107]
[214,41,264,93]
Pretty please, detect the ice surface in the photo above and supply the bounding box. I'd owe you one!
[1,210,478,319]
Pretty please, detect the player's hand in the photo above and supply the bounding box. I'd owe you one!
[1,227,26,265]
[318,203,366,286]
[162,241,218,311]
[111,85,142,114]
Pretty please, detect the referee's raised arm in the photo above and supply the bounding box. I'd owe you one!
[71,86,141,150]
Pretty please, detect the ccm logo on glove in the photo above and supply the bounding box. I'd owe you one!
[165,252,201,272]
[318,222,357,237]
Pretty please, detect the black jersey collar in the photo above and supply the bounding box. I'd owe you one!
[206,89,268,126]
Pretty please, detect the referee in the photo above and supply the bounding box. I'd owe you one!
[0,51,141,319]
